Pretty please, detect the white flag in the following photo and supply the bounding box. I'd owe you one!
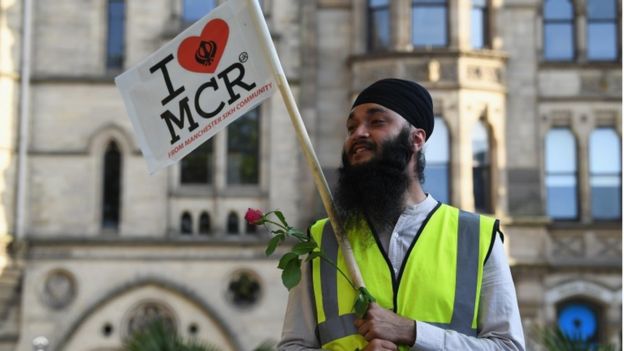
[116,0,276,174]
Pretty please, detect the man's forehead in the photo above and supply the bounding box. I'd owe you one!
[348,103,397,121]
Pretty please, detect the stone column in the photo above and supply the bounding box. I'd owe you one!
[576,128,590,223]
[394,0,412,51]
[456,0,472,50]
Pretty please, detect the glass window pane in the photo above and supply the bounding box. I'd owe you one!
[412,7,447,46]
[424,117,450,203]
[546,175,578,219]
[369,8,391,50]
[227,109,260,185]
[106,0,125,69]
[413,0,447,3]
[544,0,574,20]
[184,0,216,23]
[545,129,578,219]
[199,212,211,234]
[471,8,485,49]
[590,128,621,219]
[102,141,121,229]
[472,121,489,164]
[546,129,576,173]
[181,212,193,234]
[587,0,616,19]
[587,23,617,60]
[544,24,575,60]
[557,302,599,343]
[590,129,620,173]
[472,121,491,213]
[591,176,621,219]
[425,117,450,163]
[181,139,213,184]
[473,0,486,7]
[227,212,239,234]
[370,0,389,7]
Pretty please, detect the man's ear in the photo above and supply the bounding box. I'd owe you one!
[411,128,427,152]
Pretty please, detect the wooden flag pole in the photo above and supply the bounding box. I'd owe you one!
[246,0,365,289]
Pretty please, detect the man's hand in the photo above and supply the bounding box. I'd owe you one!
[354,303,416,346]
[362,339,398,351]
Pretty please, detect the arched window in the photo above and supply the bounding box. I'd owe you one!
[227,212,239,234]
[180,212,193,234]
[199,211,211,235]
[543,0,575,61]
[227,108,260,185]
[589,128,621,220]
[180,139,213,184]
[557,298,601,345]
[471,0,488,49]
[102,141,122,229]
[183,0,216,25]
[367,0,391,51]
[106,0,125,70]
[472,121,492,213]
[586,0,618,61]
[412,0,448,47]
[246,221,257,234]
[545,128,578,220]
[423,117,450,203]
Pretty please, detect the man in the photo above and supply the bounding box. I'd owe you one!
[278,79,525,351]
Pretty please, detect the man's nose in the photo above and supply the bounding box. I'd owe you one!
[351,124,370,139]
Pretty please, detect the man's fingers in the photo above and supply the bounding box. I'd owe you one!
[357,320,371,339]
[364,338,397,351]
[378,339,397,351]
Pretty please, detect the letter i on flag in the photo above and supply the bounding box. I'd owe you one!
[116,0,367,290]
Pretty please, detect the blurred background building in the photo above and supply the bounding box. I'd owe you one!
[0,0,621,350]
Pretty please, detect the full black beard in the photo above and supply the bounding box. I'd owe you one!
[334,128,413,235]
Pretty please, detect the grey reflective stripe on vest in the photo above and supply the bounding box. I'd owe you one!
[317,222,358,345]
[447,210,480,336]
[316,210,481,343]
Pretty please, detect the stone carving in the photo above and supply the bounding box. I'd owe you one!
[227,270,261,307]
[467,65,502,83]
[124,301,177,337]
[42,269,76,309]
[428,60,441,82]
[596,235,621,258]
[551,233,584,258]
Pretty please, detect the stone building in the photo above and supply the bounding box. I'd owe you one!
[0,0,621,350]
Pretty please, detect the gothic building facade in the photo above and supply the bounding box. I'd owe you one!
[0,0,621,350]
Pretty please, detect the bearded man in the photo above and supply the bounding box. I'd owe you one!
[278,79,525,351]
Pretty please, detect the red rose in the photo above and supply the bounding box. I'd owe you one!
[245,208,264,225]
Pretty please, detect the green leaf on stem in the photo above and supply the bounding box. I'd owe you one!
[286,227,307,241]
[265,235,282,256]
[282,258,301,290]
[292,241,317,255]
[278,252,299,269]
[353,287,376,318]
[274,211,288,227]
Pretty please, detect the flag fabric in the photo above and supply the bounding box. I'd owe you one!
[116,0,276,174]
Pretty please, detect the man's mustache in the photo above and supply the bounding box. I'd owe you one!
[348,140,376,157]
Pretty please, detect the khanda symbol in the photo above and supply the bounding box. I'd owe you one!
[195,40,217,66]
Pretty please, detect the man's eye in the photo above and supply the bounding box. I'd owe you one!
[371,119,384,125]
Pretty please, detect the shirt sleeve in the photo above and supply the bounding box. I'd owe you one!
[277,261,326,351]
[411,233,526,351]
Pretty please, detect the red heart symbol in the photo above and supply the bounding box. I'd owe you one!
[177,19,229,73]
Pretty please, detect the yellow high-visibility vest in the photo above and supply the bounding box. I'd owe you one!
[310,203,498,351]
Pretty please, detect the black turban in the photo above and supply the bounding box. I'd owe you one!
[352,78,434,140]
